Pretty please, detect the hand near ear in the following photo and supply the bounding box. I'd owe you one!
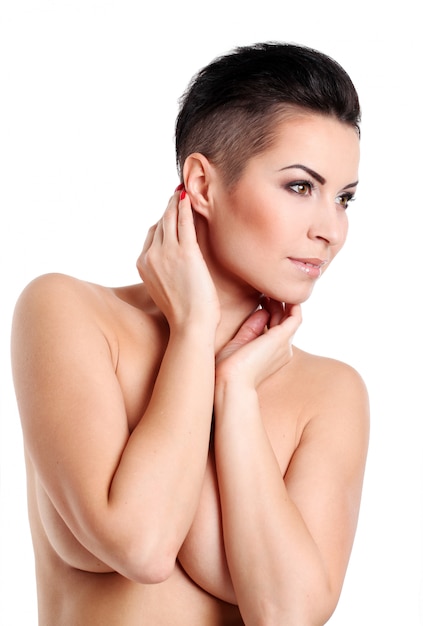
[137,189,220,330]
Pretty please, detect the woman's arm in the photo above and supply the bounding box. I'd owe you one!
[11,191,220,583]
[213,303,369,625]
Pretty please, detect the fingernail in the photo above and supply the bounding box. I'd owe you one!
[175,183,184,192]
[180,189,186,200]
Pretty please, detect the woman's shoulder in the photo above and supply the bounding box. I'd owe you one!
[15,272,147,314]
[12,273,110,344]
[13,273,107,328]
[13,273,164,352]
[293,345,366,385]
[12,273,156,341]
[289,347,370,472]
[16,272,105,302]
[291,345,369,413]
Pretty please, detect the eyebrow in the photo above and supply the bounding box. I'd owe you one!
[280,164,358,189]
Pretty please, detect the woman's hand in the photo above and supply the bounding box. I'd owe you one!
[215,298,302,389]
[137,189,220,330]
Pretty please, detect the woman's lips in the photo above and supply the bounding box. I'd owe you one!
[288,257,328,279]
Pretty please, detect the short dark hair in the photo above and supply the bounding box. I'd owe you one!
[175,42,361,187]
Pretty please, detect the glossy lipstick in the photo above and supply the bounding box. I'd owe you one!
[288,257,328,279]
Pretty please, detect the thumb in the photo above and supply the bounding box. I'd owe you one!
[216,309,269,364]
[231,308,270,345]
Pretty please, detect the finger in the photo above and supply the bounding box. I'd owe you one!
[139,223,158,256]
[268,303,302,340]
[215,309,270,365]
[261,297,285,328]
[176,191,197,245]
[287,303,302,327]
[161,192,180,242]
[230,309,270,347]
[284,303,302,323]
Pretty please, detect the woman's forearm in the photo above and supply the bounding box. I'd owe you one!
[102,325,216,580]
[214,383,332,625]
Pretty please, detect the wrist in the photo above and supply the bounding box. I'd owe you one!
[168,320,217,346]
[168,308,220,334]
[214,377,258,412]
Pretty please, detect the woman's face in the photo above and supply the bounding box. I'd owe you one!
[205,113,360,305]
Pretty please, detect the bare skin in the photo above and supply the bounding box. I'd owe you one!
[12,114,369,625]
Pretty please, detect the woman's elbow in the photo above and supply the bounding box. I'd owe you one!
[83,519,180,584]
[121,552,177,584]
[254,584,339,626]
[105,534,179,584]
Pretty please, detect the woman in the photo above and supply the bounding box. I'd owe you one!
[11,42,369,625]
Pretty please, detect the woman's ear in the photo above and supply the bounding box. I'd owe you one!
[182,153,216,219]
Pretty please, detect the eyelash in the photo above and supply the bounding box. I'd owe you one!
[286,180,356,209]
[287,180,316,196]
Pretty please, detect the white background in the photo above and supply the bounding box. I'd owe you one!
[1,1,422,624]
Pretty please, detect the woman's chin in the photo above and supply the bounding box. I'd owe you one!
[263,285,316,306]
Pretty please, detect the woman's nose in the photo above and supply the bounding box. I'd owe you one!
[308,201,347,247]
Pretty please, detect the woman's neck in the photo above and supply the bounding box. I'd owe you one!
[211,281,262,353]
[195,214,262,352]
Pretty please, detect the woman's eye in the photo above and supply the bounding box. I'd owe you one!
[289,181,313,195]
[336,193,355,209]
